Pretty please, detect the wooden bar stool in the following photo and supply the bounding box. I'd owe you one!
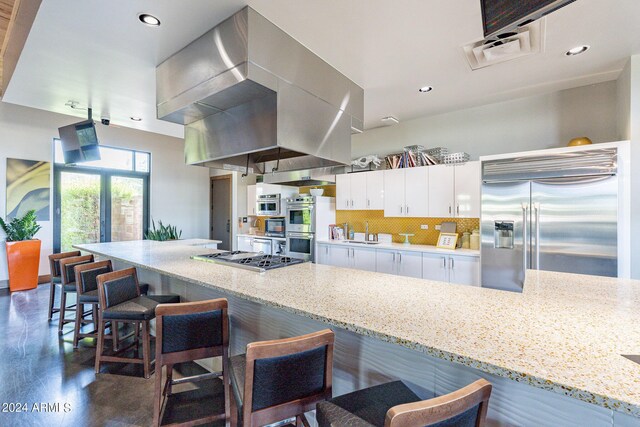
[73,260,152,350]
[58,255,94,334]
[73,260,112,349]
[47,251,80,321]
[228,329,334,427]
[95,267,159,379]
[153,298,230,427]
[316,379,492,427]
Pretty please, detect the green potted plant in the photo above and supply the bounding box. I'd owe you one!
[145,219,182,241]
[0,210,42,292]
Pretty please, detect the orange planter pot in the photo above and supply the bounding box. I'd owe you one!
[6,240,41,292]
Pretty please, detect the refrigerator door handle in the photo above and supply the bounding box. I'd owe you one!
[522,203,529,275]
[534,203,540,270]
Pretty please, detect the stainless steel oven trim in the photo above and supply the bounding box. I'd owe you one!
[286,204,316,233]
[286,231,315,261]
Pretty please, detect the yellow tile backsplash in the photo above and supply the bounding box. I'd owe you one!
[335,210,479,245]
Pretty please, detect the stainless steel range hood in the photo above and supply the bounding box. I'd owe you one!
[156,7,364,174]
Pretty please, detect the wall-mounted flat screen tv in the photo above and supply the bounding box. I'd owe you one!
[58,119,101,164]
[481,0,576,37]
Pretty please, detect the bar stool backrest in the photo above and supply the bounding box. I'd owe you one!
[96,267,141,309]
[74,260,113,295]
[48,251,81,279]
[244,329,334,426]
[59,255,95,285]
[155,299,229,365]
[385,379,492,427]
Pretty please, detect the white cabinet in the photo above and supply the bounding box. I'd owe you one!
[383,169,406,217]
[336,171,385,211]
[422,253,480,286]
[454,162,481,218]
[335,174,351,210]
[383,167,429,217]
[376,249,422,278]
[247,185,257,216]
[351,247,377,272]
[316,243,331,265]
[237,236,254,252]
[328,245,350,268]
[367,170,385,210]
[422,252,449,283]
[427,162,480,218]
[428,165,455,217]
[448,255,480,286]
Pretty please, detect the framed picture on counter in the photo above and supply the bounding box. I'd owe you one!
[436,232,458,249]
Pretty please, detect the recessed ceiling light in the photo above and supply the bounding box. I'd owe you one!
[130,116,142,121]
[565,45,590,56]
[418,86,433,93]
[138,13,161,27]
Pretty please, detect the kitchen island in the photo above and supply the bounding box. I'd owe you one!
[75,240,640,426]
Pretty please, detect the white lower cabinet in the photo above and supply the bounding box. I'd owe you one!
[422,252,480,286]
[375,249,422,279]
[237,236,254,252]
[317,243,479,285]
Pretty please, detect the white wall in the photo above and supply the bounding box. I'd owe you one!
[352,81,619,160]
[0,101,210,286]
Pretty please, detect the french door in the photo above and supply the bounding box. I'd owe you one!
[53,166,149,252]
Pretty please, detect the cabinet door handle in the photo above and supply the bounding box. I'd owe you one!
[442,257,446,268]
[398,252,402,263]
[449,257,454,269]
[400,205,403,214]
[367,199,370,208]
[456,204,460,215]
[406,205,409,215]
[346,200,349,208]
[448,205,452,215]
[392,252,396,262]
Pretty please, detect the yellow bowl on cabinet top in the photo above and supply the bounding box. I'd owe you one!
[568,137,593,147]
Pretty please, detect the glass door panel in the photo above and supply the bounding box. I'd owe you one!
[60,172,101,252]
[110,176,144,242]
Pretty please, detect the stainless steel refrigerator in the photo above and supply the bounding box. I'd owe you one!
[481,147,619,292]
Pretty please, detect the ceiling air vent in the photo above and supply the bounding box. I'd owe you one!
[463,19,545,70]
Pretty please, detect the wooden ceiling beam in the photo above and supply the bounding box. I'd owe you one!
[1,0,41,97]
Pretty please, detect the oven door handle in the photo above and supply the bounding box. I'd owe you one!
[287,233,314,239]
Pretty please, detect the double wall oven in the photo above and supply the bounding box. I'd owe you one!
[286,195,316,261]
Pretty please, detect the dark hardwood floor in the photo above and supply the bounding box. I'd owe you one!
[0,284,217,427]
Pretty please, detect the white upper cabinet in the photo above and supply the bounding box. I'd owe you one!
[336,171,385,211]
[404,167,429,217]
[366,170,385,210]
[454,161,481,218]
[247,184,257,216]
[426,161,480,218]
[335,174,351,210]
[350,172,368,210]
[383,169,407,217]
[384,168,429,217]
[428,165,455,217]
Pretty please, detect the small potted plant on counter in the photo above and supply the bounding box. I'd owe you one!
[145,219,182,241]
[0,209,42,292]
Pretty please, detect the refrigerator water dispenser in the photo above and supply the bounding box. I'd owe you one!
[494,221,514,249]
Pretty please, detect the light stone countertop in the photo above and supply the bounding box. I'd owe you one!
[75,240,640,417]
[316,239,480,256]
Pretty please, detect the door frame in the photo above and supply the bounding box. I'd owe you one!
[53,164,150,252]
[210,175,232,249]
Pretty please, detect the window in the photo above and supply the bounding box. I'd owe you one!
[53,140,150,252]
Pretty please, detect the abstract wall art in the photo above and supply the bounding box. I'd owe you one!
[6,158,51,221]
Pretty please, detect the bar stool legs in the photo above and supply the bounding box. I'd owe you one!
[48,278,57,321]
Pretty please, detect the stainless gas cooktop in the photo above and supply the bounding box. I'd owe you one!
[191,251,305,273]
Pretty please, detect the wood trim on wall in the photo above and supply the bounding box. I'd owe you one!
[1,0,42,95]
